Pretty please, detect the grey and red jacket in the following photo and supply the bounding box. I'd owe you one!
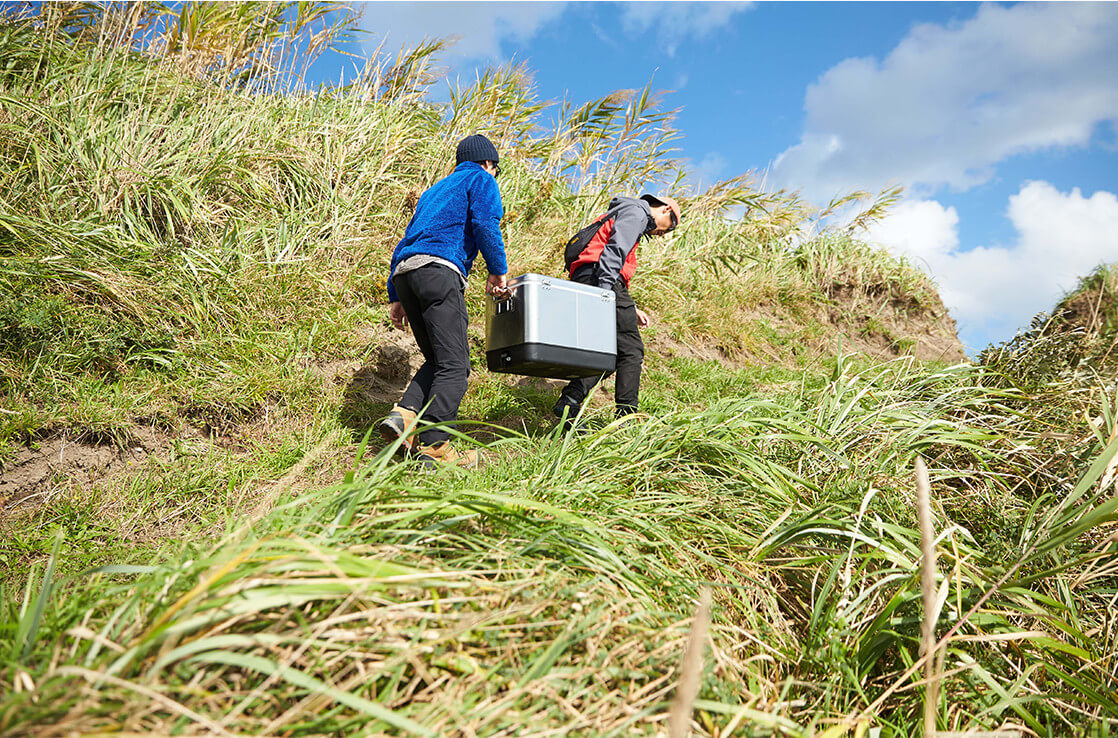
[568,196,656,290]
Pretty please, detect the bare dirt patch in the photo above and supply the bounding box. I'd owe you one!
[822,285,968,363]
[0,426,172,512]
[0,399,284,516]
[512,376,566,392]
[645,327,742,367]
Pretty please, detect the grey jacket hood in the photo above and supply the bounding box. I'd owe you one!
[608,196,655,230]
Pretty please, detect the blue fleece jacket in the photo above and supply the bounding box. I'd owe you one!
[386,161,507,303]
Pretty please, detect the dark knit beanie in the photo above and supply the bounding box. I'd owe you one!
[455,134,499,166]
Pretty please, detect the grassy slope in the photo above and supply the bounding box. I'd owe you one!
[0,16,956,566]
[2,18,1117,737]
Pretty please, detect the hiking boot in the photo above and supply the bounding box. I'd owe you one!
[553,398,582,434]
[414,441,478,468]
[552,396,581,418]
[379,405,418,456]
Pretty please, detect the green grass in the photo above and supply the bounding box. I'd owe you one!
[5,360,1118,735]
[3,7,1118,737]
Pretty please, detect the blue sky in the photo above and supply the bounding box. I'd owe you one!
[308,1,1118,354]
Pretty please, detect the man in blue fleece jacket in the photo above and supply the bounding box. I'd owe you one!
[380,134,509,467]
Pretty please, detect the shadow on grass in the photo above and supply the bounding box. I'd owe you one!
[459,375,569,443]
[339,345,411,445]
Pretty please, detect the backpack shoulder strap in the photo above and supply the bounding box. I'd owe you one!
[563,213,611,271]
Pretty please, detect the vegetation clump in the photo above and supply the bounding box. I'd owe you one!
[980,263,1117,388]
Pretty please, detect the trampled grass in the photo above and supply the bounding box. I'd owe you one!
[2,6,1118,736]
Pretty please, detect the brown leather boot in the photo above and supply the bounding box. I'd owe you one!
[414,441,478,468]
[379,405,418,456]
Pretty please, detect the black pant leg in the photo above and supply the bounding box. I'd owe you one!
[612,282,644,415]
[392,266,470,445]
[394,272,436,413]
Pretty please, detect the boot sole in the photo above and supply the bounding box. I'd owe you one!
[379,416,413,458]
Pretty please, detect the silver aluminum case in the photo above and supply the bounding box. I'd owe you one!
[485,273,617,379]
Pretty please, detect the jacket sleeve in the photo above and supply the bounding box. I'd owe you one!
[467,172,508,276]
[386,237,405,303]
[596,203,646,290]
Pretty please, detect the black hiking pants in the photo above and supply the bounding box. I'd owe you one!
[392,265,469,446]
[555,267,644,417]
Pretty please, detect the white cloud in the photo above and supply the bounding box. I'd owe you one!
[619,2,755,57]
[773,2,1118,202]
[866,198,959,267]
[692,152,728,188]
[358,1,566,65]
[867,182,1118,350]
